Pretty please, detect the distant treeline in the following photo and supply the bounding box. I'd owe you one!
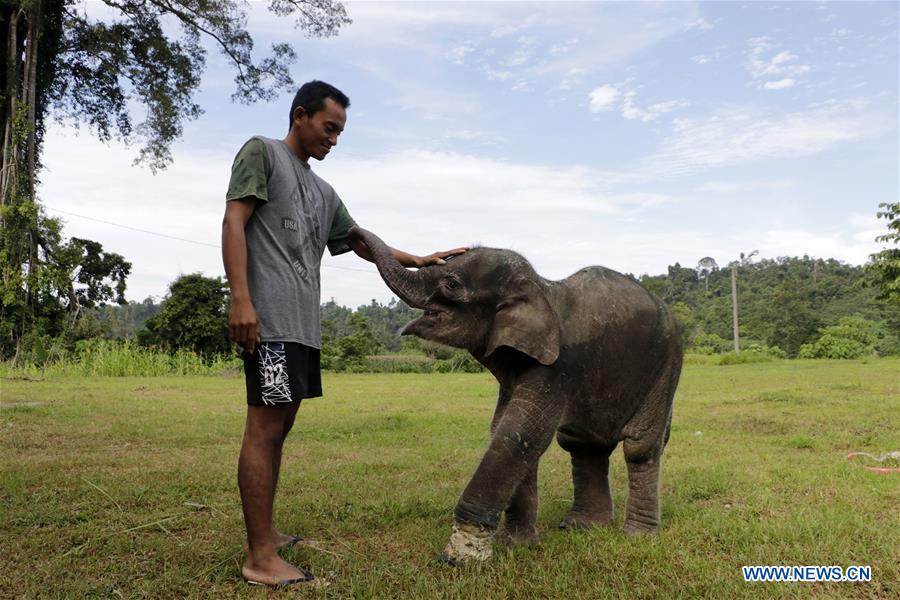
[77,254,897,363]
[638,255,898,357]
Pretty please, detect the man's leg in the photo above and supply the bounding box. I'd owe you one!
[270,407,300,547]
[239,402,304,584]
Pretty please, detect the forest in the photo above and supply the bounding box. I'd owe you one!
[11,247,890,375]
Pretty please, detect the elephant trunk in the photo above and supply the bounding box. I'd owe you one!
[351,227,434,309]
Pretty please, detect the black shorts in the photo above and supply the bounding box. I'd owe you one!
[242,342,322,406]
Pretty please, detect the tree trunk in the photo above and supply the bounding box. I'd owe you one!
[1,7,22,205]
[25,2,41,200]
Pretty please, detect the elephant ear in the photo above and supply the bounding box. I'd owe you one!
[485,278,560,366]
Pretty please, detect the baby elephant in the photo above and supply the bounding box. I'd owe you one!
[351,228,683,565]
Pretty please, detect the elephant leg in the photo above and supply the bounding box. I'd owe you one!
[499,463,539,545]
[559,445,615,530]
[621,359,678,535]
[622,452,662,535]
[441,387,562,564]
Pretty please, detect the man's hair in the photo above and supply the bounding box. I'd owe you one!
[288,80,350,131]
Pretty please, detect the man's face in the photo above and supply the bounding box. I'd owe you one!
[295,97,346,162]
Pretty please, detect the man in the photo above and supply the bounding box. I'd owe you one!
[221,80,464,588]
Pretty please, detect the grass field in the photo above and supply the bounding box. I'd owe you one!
[2,359,898,599]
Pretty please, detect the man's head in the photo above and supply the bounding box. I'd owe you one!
[287,80,350,162]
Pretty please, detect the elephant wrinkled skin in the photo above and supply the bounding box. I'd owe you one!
[351,228,683,565]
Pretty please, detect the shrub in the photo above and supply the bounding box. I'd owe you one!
[798,316,877,359]
[435,352,484,373]
[717,351,775,365]
[692,333,731,354]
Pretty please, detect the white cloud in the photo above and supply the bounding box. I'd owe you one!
[549,38,579,56]
[484,66,512,81]
[558,67,586,91]
[502,48,532,68]
[490,23,527,38]
[764,78,796,90]
[638,101,883,179]
[761,229,879,264]
[589,83,688,121]
[692,55,713,65]
[447,41,476,65]
[695,180,794,194]
[40,132,662,306]
[747,37,811,89]
[685,17,714,31]
[589,85,620,112]
[622,91,690,122]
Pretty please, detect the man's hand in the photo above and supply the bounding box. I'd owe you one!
[229,297,260,355]
[349,228,468,268]
[415,247,469,267]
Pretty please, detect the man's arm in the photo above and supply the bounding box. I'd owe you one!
[349,231,467,268]
[222,198,260,354]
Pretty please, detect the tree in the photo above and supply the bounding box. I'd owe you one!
[668,301,695,348]
[760,277,821,357]
[0,207,131,358]
[865,202,900,305]
[1,0,350,359]
[138,273,230,356]
[696,256,718,292]
[336,312,382,367]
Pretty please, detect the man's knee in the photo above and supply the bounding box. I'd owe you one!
[246,405,297,443]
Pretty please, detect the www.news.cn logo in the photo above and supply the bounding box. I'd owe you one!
[742,565,872,582]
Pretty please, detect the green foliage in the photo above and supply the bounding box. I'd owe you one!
[641,255,895,357]
[336,312,384,367]
[668,301,695,347]
[0,338,239,377]
[798,316,878,359]
[434,352,484,373]
[83,297,161,339]
[0,200,131,360]
[319,307,484,373]
[717,351,775,365]
[865,202,900,305]
[138,274,230,357]
[691,333,730,354]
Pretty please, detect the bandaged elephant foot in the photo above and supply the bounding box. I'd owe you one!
[438,522,495,566]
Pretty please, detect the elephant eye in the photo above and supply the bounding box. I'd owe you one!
[443,276,463,292]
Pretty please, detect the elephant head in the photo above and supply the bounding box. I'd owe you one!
[350,227,560,366]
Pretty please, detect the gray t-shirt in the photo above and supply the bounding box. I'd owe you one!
[226,136,356,348]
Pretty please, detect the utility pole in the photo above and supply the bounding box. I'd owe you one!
[730,250,757,354]
[731,265,740,354]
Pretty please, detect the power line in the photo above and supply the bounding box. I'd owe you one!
[43,204,377,274]
[46,205,220,248]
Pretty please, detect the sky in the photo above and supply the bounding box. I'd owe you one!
[40,1,899,308]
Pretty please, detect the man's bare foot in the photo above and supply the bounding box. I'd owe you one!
[242,553,314,587]
[243,532,303,554]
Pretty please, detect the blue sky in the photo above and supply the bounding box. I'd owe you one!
[42,1,899,307]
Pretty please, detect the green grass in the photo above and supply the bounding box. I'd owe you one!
[1,359,898,598]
